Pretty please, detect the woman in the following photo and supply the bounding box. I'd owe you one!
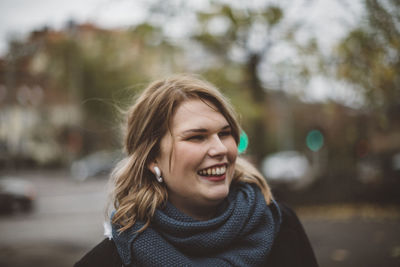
[75,74,318,267]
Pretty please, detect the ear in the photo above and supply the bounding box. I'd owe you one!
[147,160,158,176]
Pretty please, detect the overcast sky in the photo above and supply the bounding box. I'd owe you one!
[0,0,363,55]
[0,0,150,55]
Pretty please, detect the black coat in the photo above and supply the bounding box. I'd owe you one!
[75,203,319,267]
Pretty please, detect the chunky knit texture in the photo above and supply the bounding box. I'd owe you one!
[112,182,282,266]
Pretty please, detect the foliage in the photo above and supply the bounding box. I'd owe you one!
[334,0,400,125]
[41,24,179,123]
[4,23,184,155]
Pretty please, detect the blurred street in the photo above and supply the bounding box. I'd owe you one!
[299,207,400,267]
[0,171,399,267]
[0,170,108,267]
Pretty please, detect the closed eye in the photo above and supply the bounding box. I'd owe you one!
[218,130,232,137]
[186,135,205,141]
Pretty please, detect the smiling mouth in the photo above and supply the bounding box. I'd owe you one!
[197,164,227,177]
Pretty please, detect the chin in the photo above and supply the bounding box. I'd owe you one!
[204,184,230,203]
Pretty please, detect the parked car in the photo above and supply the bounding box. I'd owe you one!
[70,150,123,181]
[0,177,36,214]
[261,150,315,189]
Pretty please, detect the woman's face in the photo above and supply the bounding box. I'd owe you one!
[151,99,238,219]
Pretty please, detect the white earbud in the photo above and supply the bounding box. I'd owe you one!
[153,166,163,183]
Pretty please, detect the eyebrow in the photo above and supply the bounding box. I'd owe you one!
[181,125,231,135]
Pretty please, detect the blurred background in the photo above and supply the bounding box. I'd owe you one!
[0,0,399,266]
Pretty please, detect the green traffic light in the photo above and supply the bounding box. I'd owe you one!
[238,131,249,154]
[306,130,324,152]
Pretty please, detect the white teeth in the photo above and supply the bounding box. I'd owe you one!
[198,166,227,176]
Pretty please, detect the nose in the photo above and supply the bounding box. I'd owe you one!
[208,134,228,158]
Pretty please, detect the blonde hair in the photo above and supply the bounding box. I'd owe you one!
[111,74,272,232]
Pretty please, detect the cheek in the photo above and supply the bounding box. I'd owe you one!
[227,138,238,161]
[172,144,205,170]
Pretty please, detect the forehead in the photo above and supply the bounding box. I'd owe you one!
[171,99,228,132]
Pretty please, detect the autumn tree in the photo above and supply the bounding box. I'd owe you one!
[333,0,400,128]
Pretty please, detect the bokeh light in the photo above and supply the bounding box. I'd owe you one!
[238,130,249,154]
[306,129,324,152]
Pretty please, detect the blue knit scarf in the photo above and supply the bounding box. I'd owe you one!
[112,182,281,266]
